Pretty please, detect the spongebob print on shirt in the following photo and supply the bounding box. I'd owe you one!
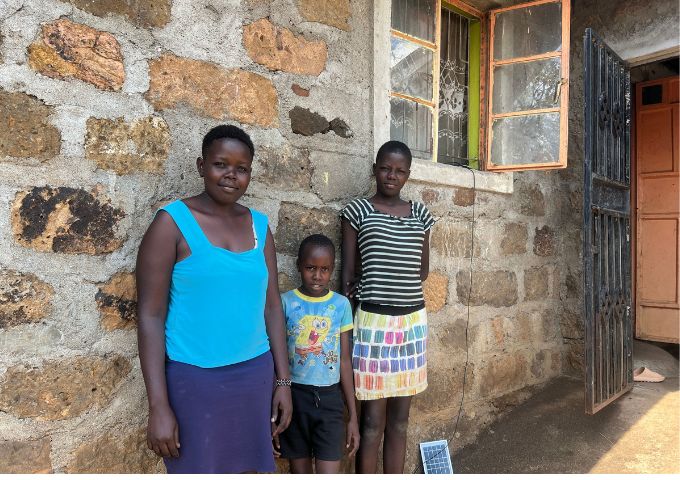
[281,289,353,386]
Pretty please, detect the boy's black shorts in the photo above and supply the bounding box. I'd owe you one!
[278,382,345,462]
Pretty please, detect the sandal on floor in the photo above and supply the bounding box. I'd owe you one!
[633,366,665,383]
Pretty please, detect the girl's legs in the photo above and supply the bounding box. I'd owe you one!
[383,396,413,474]
[289,458,314,474]
[289,458,340,474]
[314,459,341,474]
[355,399,387,473]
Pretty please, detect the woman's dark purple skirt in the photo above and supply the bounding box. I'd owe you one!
[164,351,276,474]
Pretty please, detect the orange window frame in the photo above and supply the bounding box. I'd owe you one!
[485,0,571,172]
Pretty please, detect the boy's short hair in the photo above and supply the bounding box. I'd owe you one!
[298,234,336,262]
[375,140,412,166]
[202,124,255,159]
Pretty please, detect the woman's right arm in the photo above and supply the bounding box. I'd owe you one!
[341,217,360,309]
[136,211,180,459]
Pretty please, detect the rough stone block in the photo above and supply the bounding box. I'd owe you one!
[0,271,53,329]
[565,342,584,377]
[329,118,352,138]
[0,437,52,474]
[517,184,545,217]
[431,220,479,258]
[566,271,579,298]
[85,116,171,175]
[298,0,354,31]
[243,19,327,76]
[292,84,310,97]
[12,187,125,254]
[95,271,137,331]
[453,188,474,207]
[478,352,527,397]
[456,270,517,307]
[66,427,162,473]
[423,271,448,313]
[533,225,556,256]
[59,0,172,28]
[411,364,473,414]
[289,106,330,135]
[0,355,131,420]
[310,151,371,202]
[274,202,340,257]
[436,316,467,353]
[500,222,527,255]
[254,144,311,191]
[29,20,125,91]
[560,311,583,339]
[278,272,297,294]
[147,54,278,128]
[421,188,440,205]
[0,89,61,161]
[530,349,550,378]
[524,266,549,301]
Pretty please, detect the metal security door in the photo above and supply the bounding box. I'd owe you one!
[583,29,633,414]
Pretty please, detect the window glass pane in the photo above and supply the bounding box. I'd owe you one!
[641,84,663,105]
[391,36,434,102]
[391,0,436,43]
[492,57,561,114]
[438,7,469,164]
[390,96,433,159]
[490,113,560,166]
[493,1,562,61]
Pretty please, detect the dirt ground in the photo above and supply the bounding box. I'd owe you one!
[452,341,680,474]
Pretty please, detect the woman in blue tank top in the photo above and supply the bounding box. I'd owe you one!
[136,125,292,474]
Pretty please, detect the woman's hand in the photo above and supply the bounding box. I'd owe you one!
[270,385,293,437]
[346,417,360,457]
[147,404,180,458]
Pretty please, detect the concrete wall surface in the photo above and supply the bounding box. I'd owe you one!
[0,0,668,474]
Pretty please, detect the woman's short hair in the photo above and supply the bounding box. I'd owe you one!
[202,125,255,159]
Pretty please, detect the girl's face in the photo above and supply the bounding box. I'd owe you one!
[373,152,410,197]
[197,138,252,205]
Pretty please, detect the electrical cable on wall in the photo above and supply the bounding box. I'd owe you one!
[414,165,475,474]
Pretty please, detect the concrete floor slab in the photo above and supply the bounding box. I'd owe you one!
[453,341,679,474]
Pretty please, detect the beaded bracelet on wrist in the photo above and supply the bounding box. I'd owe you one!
[276,379,291,387]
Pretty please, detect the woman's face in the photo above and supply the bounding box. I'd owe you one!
[197,138,252,205]
[373,152,410,197]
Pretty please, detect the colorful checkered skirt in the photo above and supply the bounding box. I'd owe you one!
[352,304,428,400]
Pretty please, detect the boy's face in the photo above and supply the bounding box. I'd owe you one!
[196,138,252,204]
[297,246,335,297]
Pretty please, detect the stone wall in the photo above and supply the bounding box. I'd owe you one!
[2,0,660,474]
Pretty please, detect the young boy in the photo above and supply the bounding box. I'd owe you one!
[275,234,360,473]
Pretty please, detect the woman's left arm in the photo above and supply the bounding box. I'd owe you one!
[420,229,431,281]
[263,227,293,435]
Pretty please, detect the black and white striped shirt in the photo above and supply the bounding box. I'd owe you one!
[341,198,435,307]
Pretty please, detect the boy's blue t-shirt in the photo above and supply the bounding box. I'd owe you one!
[282,289,353,386]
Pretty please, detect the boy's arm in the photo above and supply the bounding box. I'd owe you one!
[340,330,359,456]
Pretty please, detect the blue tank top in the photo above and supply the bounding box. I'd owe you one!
[158,200,270,368]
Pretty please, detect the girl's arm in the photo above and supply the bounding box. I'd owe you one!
[341,217,361,307]
[340,330,359,456]
[263,227,293,435]
[136,211,181,458]
[420,230,431,281]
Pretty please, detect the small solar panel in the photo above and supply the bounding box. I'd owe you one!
[420,440,453,474]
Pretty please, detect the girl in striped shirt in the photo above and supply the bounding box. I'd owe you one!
[341,141,435,474]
